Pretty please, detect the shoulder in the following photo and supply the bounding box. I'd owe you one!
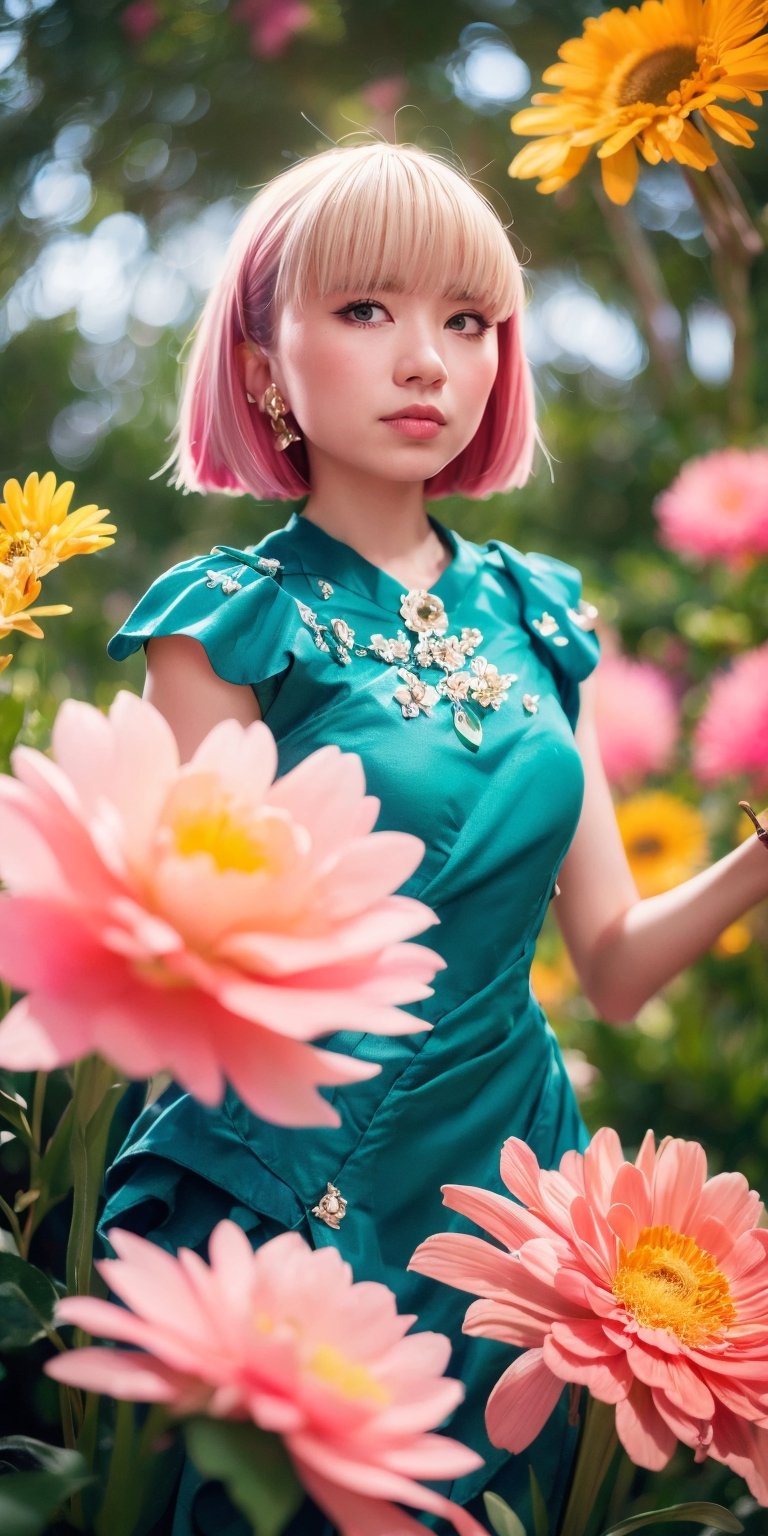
[481,536,600,728]
[107,540,298,690]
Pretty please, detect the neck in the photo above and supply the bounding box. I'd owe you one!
[300,455,444,576]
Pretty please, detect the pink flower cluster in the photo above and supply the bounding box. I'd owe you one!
[693,642,768,790]
[47,1222,486,1536]
[0,692,443,1126]
[410,1129,768,1502]
[655,448,768,568]
[595,654,679,787]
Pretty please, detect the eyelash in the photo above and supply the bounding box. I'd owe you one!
[335,300,491,338]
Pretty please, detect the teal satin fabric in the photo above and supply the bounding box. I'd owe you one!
[101,511,599,1531]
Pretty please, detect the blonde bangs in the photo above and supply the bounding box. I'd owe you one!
[275,146,522,321]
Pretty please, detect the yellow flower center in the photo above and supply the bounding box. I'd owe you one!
[307,1343,391,1406]
[617,45,698,107]
[613,1224,735,1345]
[173,806,275,874]
[630,835,663,857]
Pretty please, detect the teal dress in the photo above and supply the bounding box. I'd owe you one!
[101,510,600,1534]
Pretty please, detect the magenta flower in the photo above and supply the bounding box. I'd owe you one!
[595,655,679,787]
[0,691,443,1125]
[47,1222,486,1536]
[655,448,768,568]
[410,1130,768,1502]
[120,0,161,42]
[231,0,312,57]
[693,642,768,790]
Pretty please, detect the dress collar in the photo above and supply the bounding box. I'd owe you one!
[273,509,481,614]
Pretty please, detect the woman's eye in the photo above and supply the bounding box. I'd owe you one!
[446,312,489,336]
[339,301,389,325]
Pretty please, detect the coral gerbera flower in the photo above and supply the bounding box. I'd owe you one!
[0,691,443,1126]
[47,1223,486,1536]
[616,789,707,895]
[693,642,768,789]
[0,471,116,579]
[410,1130,768,1503]
[509,0,768,205]
[655,448,768,568]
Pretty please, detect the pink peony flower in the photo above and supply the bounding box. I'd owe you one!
[0,691,443,1125]
[410,1129,768,1503]
[595,655,679,787]
[47,1222,486,1536]
[232,0,312,57]
[655,448,768,568]
[693,642,768,790]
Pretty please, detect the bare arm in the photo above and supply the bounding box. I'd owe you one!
[144,634,261,762]
[555,674,768,1023]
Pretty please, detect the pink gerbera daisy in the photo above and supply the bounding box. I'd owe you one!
[410,1129,768,1502]
[0,691,443,1125]
[47,1222,486,1536]
[693,642,768,789]
[655,448,768,568]
[595,655,679,787]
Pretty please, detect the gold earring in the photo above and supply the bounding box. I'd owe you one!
[262,382,301,451]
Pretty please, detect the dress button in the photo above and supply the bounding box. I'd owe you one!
[312,1182,348,1229]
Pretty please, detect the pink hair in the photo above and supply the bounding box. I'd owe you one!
[166,143,536,501]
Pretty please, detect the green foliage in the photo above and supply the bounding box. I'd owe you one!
[0,1256,59,1351]
[601,1504,744,1536]
[0,1438,91,1536]
[185,1418,303,1536]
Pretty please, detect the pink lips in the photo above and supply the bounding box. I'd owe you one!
[382,405,445,440]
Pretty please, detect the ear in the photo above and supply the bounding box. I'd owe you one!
[236,342,272,407]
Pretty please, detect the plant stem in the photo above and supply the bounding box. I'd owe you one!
[0,1191,24,1252]
[685,154,764,436]
[65,1056,127,1307]
[597,187,685,403]
[559,1397,619,1536]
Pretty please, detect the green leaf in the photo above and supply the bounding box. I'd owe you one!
[0,1089,32,1147]
[185,1419,303,1536]
[0,1253,59,1350]
[0,1439,91,1536]
[0,694,25,770]
[38,1098,74,1205]
[600,1502,744,1536]
[484,1491,528,1536]
[529,1465,550,1536]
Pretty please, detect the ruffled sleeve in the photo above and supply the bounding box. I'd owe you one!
[486,540,600,730]
[107,544,299,712]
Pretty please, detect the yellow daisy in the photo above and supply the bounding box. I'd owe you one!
[0,557,71,644]
[509,0,768,204]
[0,471,116,579]
[617,789,708,895]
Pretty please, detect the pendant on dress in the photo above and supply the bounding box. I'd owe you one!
[452,700,483,752]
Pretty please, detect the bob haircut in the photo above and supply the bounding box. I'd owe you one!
[168,143,536,501]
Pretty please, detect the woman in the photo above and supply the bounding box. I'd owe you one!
[101,142,768,1534]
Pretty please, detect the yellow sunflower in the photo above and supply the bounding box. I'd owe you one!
[509,0,768,204]
[617,789,708,895]
[0,471,116,579]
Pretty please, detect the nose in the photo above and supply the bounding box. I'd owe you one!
[394,329,448,390]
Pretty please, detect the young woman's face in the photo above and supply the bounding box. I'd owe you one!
[270,287,500,484]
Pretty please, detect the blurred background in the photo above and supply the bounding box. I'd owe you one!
[1,0,768,1512]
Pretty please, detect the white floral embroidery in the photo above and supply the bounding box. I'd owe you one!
[468,656,518,711]
[458,626,483,655]
[331,618,355,650]
[437,672,472,703]
[393,670,439,718]
[370,631,411,663]
[532,611,559,638]
[205,569,242,594]
[567,599,598,632]
[522,693,540,714]
[399,590,449,636]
